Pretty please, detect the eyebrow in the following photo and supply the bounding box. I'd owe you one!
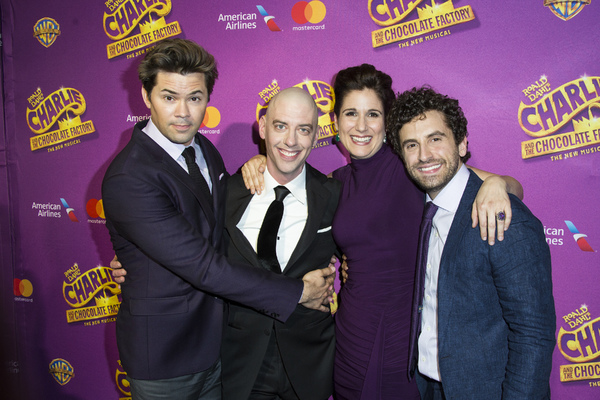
[401,130,448,146]
[342,107,382,113]
[159,88,205,96]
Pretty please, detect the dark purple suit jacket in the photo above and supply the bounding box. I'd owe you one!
[102,120,303,380]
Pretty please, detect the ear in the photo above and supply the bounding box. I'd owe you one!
[258,115,266,140]
[458,136,468,158]
[333,113,338,131]
[141,87,151,109]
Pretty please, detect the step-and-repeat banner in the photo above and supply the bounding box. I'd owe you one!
[1,1,598,399]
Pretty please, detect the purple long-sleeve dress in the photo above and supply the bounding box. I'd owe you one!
[332,145,423,399]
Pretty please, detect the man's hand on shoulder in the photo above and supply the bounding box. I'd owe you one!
[299,266,335,312]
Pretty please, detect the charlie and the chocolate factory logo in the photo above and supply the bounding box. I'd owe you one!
[26,87,96,152]
[518,75,600,161]
[367,0,476,49]
[558,305,600,383]
[104,0,181,59]
[63,263,121,326]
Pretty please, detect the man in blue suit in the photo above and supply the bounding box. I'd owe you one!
[102,39,334,399]
[387,86,556,399]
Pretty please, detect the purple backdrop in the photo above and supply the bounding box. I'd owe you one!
[1,1,598,398]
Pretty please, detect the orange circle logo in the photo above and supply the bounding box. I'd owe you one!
[86,198,105,219]
[201,106,221,129]
[292,1,326,24]
[14,279,33,297]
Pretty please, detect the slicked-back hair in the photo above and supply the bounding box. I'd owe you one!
[332,64,395,118]
[138,39,218,99]
[387,85,471,163]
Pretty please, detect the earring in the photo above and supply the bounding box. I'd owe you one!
[383,136,387,143]
[335,133,340,142]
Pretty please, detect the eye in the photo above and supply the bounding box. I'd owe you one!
[343,111,357,117]
[299,127,312,135]
[189,96,201,102]
[164,95,174,101]
[368,111,381,118]
[275,124,286,130]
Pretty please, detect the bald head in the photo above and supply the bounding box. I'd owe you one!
[259,87,319,184]
[267,87,319,128]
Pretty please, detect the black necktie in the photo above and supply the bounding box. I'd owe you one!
[408,201,439,379]
[182,146,212,206]
[257,186,290,274]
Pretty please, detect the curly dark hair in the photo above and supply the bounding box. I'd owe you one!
[138,39,218,99]
[332,64,395,118]
[387,85,471,163]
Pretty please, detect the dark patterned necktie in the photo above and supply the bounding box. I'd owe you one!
[408,201,439,379]
[257,186,290,274]
[182,146,212,206]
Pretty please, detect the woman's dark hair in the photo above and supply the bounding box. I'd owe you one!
[332,64,395,118]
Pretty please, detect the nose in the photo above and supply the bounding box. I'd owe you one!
[418,143,432,162]
[175,100,190,118]
[356,115,367,132]
[284,131,297,147]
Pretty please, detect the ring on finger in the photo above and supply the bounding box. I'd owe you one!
[496,211,506,221]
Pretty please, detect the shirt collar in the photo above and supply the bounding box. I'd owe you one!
[263,166,307,205]
[427,163,469,213]
[142,118,196,162]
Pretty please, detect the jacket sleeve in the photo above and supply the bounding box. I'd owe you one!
[102,169,302,322]
[489,199,556,399]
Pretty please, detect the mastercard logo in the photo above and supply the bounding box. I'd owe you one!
[14,278,33,297]
[86,198,105,219]
[201,106,221,129]
[292,1,326,24]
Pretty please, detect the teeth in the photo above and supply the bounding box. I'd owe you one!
[420,164,440,172]
[351,136,371,143]
[280,149,299,157]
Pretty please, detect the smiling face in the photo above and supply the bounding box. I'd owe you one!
[335,88,386,160]
[259,88,318,185]
[398,110,467,199]
[142,71,208,146]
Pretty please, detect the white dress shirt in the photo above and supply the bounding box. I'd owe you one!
[142,118,212,192]
[418,164,470,381]
[237,167,308,272]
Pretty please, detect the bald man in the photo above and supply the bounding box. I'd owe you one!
[221,88,341,400]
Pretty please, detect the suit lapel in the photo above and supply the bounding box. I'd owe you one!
[225,181,261,268]
[437,171,481,339]
[133,127,217,228]
[197,134,220,211]
[284,165,328,275]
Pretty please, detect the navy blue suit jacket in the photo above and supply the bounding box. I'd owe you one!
[417,171,556,399]
[102,120,303,380]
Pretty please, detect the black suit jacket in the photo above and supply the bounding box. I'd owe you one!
[102,120,303,380]
[221,164,340,400]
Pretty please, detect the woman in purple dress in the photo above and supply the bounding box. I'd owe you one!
[242,64,522,399]
[330,65,424,399]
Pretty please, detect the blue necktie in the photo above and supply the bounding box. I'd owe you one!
[408,201,438,379]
